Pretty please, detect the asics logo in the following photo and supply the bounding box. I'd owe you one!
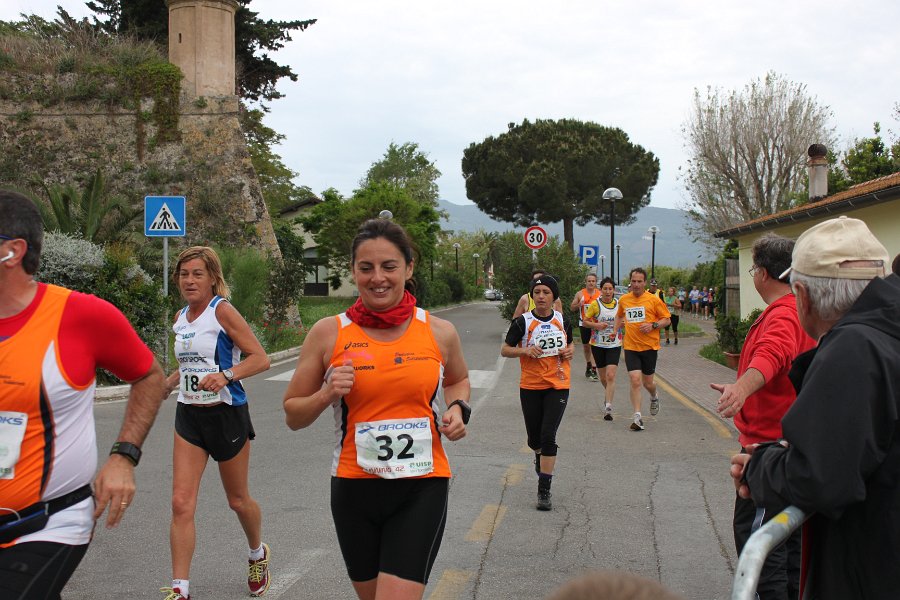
[344,341,369,349]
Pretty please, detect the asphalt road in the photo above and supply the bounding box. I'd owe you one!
[67,302,738,599]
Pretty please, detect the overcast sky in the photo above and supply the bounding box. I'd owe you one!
[3,1,898,209]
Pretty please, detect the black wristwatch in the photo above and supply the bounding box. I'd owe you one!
[110,441,142,467]
[447,400,471,425]
[652,322,659,330]
[222,368,235,383]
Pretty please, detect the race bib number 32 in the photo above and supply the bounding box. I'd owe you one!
[355,417,434,479]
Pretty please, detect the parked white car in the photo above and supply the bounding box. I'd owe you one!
[483,288,504,301]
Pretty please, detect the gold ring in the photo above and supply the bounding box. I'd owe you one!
[121,502,129,507]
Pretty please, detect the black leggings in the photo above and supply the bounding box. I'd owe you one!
[331,476,449,584]
[0,541,89,600]
[665,314,680,333]
[519,388,569,456]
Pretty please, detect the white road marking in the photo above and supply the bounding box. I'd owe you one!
[266,369,296,381]
[467,369,496,389]
[267,548,328,598]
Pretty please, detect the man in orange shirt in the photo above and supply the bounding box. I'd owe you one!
[614,268,670,431]
[569,273,601,381]
[0,190,166,598]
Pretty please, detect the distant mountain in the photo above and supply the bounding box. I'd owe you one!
[438,200,716,269]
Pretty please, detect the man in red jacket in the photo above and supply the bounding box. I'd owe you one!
[711,234,816,600]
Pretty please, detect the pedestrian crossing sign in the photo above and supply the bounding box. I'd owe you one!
[144,196,186,237]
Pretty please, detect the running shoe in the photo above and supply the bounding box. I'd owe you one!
[537,488,552,511]
[585,366,593,379]
[630,413,644,431]
[650,397,660,416]
[248,543,271,597]
[665,339,670,345]
[160,588,189,600]
[589,368,599,381]
[604,404,613,421]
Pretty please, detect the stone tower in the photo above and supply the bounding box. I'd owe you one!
[167,0,238,97]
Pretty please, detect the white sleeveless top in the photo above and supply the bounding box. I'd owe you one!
[589,297,623,349]
[173,296,246,406]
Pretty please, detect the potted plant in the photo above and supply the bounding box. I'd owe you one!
[715,314,743,368]
[715,309,762,369]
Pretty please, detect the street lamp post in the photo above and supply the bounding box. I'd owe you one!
[615,244,621,285]
[453,242,460,272]
[599,255,605,279]
[473,253,480,287]
[648,226,660,279]
[603,188,623,283]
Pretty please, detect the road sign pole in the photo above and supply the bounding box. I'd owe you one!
[163,237,169,373]
[163,237,169,298]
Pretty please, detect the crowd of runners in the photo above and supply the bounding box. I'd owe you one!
[3,189,898,600]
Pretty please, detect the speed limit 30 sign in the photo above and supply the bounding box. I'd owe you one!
[523,226,548,250]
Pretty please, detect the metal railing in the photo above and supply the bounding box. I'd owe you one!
[731,506,809,600]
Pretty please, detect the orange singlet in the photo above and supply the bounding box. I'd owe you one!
[0,285,97,546]
[328,308,451,479]
[517,311,571,390]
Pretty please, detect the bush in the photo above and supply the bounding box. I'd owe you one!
[37,234,167,381]
[714,308,763,354]
[218,247,269,323]
[37,231,104,290]
[92,244,167,356]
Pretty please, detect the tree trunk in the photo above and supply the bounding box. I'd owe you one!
[563,217,574,251]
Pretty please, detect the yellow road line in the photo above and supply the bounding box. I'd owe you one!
[465,504,508,542]
[502,464,526,486]
[428,569,473,599]
[655,376,733,439]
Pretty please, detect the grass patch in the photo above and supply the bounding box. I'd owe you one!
[298,296,356,337]
[699,341,727,367]
[676,320,703,335]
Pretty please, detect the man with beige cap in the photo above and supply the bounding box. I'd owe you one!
[730,216,899,600]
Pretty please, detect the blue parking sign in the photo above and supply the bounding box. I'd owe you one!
[579,245,598,265]
[144,196,186,237]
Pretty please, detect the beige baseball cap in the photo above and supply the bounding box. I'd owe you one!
[779,216,889,280]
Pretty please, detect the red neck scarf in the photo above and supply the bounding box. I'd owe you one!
[345,290,417,329]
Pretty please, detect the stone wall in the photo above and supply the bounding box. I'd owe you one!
[0,77,279,257]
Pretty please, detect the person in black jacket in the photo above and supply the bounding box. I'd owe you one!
[731,216,899,600]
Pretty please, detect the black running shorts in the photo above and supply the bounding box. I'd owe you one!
[590,345,622,369]
[624,349,658,375]
[330,476,449,584]
[578,325,592,344]
[175,401,255,462]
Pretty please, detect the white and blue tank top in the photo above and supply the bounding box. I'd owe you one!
[173,296,246,406]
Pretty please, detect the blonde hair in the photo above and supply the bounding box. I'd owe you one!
[173,246,231,299]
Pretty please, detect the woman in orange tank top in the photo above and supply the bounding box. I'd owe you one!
[283,218,471,600]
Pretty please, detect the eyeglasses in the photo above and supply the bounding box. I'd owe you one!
[0,234,14,241]
[748,265,760,277]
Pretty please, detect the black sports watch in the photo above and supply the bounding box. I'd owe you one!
[447,400,472,425]
[222,368,235,383]
[109,441,142,467]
